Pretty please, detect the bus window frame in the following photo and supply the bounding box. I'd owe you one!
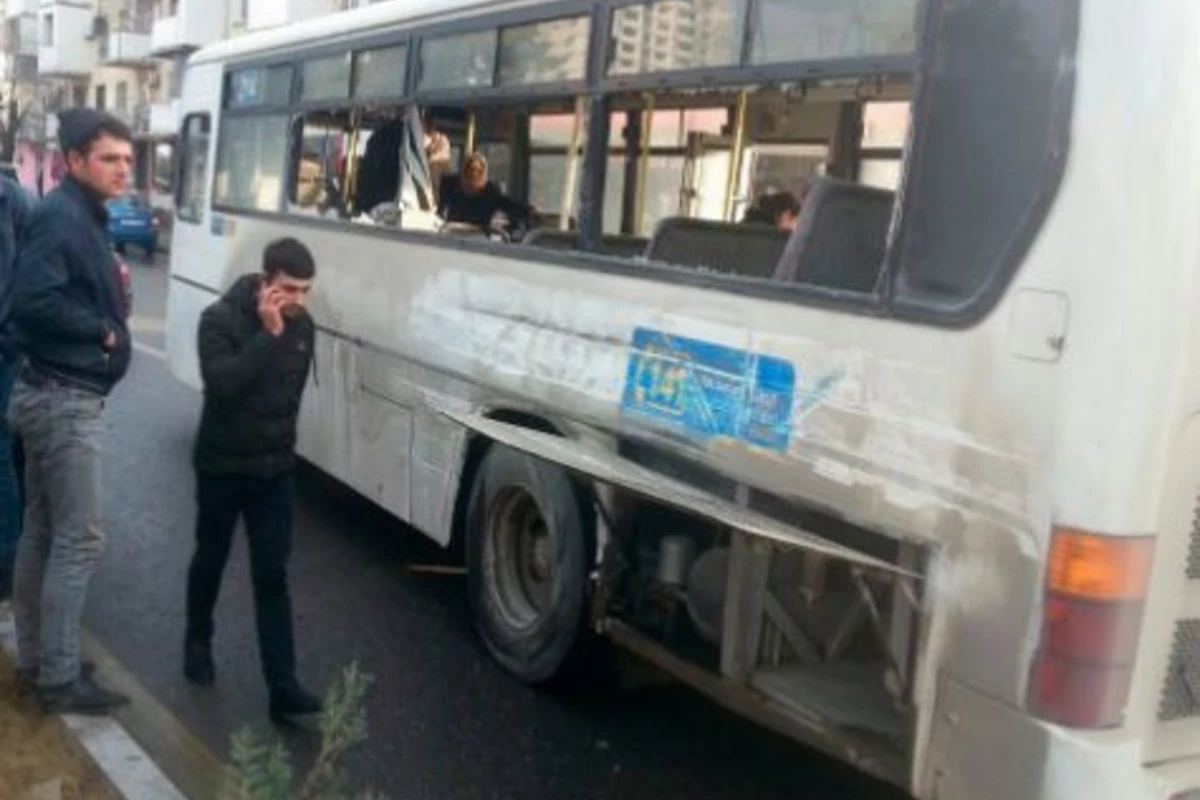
[174,112,210,224]
[409,6,596,105]
[214,60,300,214]
[285,104,358,214]
[203,0,1080,330]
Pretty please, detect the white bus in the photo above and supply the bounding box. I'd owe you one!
[163,0,1200,797]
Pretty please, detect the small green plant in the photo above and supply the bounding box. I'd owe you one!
[220,663,387,800]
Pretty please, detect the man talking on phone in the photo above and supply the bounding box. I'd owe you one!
[183,238,321,722]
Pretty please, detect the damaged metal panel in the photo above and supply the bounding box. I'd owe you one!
[441,410,917,578]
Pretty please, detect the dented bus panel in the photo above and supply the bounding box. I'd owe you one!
[163,0,1200,797]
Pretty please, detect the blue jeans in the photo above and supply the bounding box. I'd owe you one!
[0,357,21,599]
[9,373,107,688]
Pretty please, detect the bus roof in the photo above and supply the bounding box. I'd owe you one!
[191,0,548,66]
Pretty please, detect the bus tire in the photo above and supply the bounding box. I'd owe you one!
[465,444,594,685]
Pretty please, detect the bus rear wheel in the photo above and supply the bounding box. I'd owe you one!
[465,444,594,684]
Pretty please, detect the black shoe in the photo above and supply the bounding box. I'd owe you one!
[39,675,129,716]
[183,639,215,687]
[17,661,98,692]
[269,682,322,724]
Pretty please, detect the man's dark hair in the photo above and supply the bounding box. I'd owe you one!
[263,238,316,280]
[58,108,133,157]
[759,191,801,220]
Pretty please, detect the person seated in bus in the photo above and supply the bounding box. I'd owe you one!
[293,152,326,211]
[437,153,533,233]
[742,189,803,233]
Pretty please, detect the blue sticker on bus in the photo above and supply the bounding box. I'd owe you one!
[621,328,796,452]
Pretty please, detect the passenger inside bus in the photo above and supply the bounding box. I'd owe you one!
[293,152,326,211]
[438,152,534,233]
[742,188,806,233]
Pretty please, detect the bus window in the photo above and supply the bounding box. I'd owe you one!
[608,0,746,76]
[352,45,407,100]
[419,29,497,92]
[420,104,536,239]
[528,106,590,231]
[287,109,354,218]
[299,53,351,103]
[213,114,290,212]
[747,0,919,65]
[349,109,408,219]
[859,101,909,190]
[227,64,293,109]
[497,16,590,87]
[175,113,209,223]
[597,80,909,286]
[604,93,741,235]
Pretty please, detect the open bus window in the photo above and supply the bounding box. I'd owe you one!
[597,80,909,289]
[286,110,354,219]
[859,100,909,191]
[341,105,443,231]
[419,104,542,241]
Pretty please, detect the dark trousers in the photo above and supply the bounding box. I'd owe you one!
[185,471,297,693]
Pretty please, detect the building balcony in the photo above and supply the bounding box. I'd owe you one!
[5,0,36,21]
[99,29,153,66]
[149,98,180,136]
[244,0,338,32]
[37,1,95,76]
[5,15,38,55]
[150,0,225,57]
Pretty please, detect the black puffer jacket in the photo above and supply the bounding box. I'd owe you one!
[193,274,314,478]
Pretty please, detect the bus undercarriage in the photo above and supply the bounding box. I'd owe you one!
[452,412,929,789]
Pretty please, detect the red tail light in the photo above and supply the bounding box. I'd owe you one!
[1027,529,1154,728]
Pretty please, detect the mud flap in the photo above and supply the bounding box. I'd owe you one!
[441,410,916,578]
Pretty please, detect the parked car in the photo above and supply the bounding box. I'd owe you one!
[107,193,159,257]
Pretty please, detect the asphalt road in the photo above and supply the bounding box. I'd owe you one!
[86,253,907,800]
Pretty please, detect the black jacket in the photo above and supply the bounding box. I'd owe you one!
[437,175,530,228]
[0,178,33,361]
[194,274,314,478]
[11,177,130,394]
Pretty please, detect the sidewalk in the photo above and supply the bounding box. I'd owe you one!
[0,631,114,800]
[0,609,192,800]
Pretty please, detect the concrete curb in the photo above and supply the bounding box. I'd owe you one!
[1,618,191,800]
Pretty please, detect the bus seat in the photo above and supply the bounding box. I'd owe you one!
[772,178,895,293]
[645,217,790,280]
